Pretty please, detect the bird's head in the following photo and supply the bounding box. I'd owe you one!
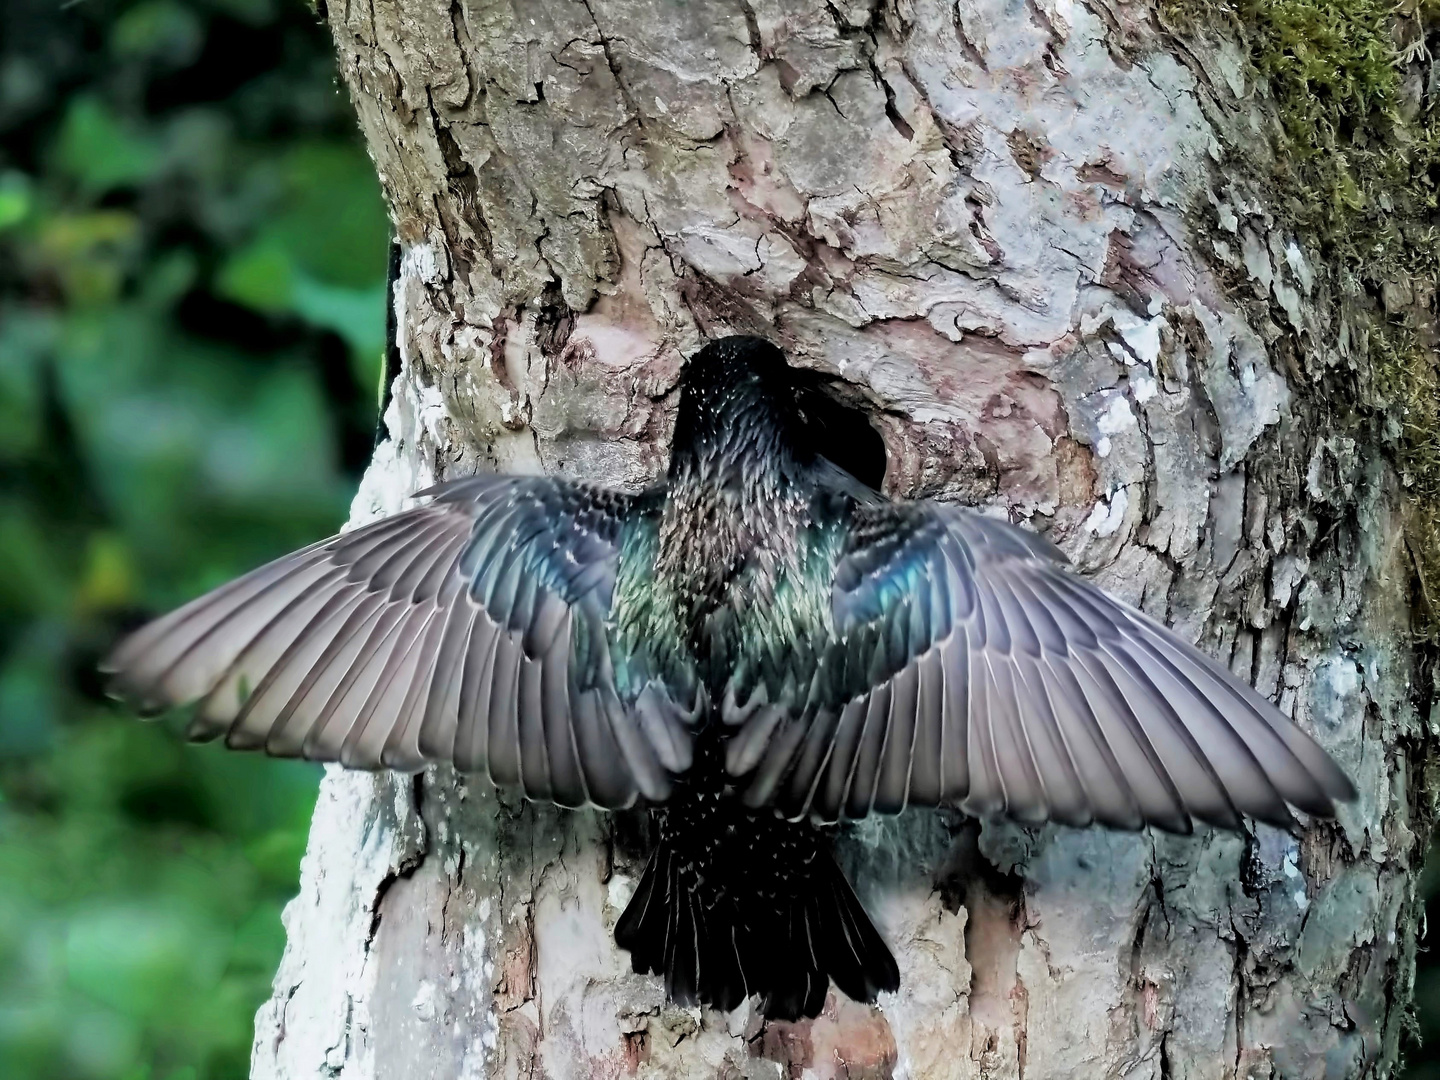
[677,335,792,410]
[668,336,800,480]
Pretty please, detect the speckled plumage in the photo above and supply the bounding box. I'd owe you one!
[611,339,897,1018]
[103,335,1354,1020]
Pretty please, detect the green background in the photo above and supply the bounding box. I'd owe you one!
[0,2,1437,1079]
[0,0,384,1076]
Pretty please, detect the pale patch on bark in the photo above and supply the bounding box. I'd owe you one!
[251,0,1425,1076]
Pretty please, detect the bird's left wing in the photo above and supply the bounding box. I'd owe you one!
[724,497,1354,831]
[103,475,696,809]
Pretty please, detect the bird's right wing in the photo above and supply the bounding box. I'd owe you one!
[103,475,698,809]
[726,498,1354,831]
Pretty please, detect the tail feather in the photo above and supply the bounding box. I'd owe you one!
[615,805,897,1019]
[614,842,662,954]
[617,843,752,1013]
[616,841,671,981]
[697,891,749,1013]
[663,870,697,1005]
[819,859,901,1004]
[750,893,828,1020]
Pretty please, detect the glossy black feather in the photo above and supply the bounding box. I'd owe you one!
[104,334,1354,1022]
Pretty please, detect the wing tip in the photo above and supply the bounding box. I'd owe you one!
[1323,762,1359,805]
[103,670,180,720]
[184,713,229,743]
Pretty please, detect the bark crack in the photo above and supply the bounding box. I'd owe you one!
[446,0,476,112]
[577,0,643,128]
[365,773,430,955]
[951,3,990,73]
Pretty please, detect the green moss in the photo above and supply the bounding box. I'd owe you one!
[1241,1,1437,267]
[1165,0,1440,629]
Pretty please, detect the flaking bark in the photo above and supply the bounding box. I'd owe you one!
[250,1,1428,1076]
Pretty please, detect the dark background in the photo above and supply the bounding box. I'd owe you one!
[0,2,1434,1078]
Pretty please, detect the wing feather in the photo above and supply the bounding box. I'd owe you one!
[417,602,479,762]
[873,661,919,814]
[1039,658,1140,829]
[483,632,525,789]
[516,652,552,801]
[1009,655,1088,826]
[162,561,341,711]
[727,493,1354,831]
[216,579,357,746]
[253,592,380,756]
[818,691,874,818]
[300,602,409,761]
[962,632,1004,817]
[596,687,659,806]
[938,633,971,805]
[381,606,448,771]
[981,653,1048,823]
[340,603,435,768]
[104,477,696,809]
[906,648,945,805]
[843,683,892,819]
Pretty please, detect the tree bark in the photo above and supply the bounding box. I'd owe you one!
[251,1,1425,1077]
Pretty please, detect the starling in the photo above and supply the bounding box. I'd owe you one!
[103,335,1355,1020]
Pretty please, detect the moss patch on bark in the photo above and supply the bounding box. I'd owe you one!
[1166,0,1440,629]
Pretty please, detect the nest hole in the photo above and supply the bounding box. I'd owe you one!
[794,383,889,491]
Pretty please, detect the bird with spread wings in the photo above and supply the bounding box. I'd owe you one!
[104,335,1354,1019]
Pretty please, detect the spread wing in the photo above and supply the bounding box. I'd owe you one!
[725,496,1355,831]
[103,475,697,809]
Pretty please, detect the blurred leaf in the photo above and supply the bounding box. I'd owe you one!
[201,0,279,27]
[0,504,70,616]
[54,99,161,197]
[66,1007,142,1079]
[0,655,59,758]
[139,250,199,308]
[0,313,50,459]
[243,827,309,888]
[66,903,230,1019]
[216,240,292,312]
[78,534,138,612]
[292,272,386,361]
[0,171,32,231]
[112,1,205,68]
[0,0,380,1075]
[216,141,388,375]
[38,211,141,306]
[276,143,389,289]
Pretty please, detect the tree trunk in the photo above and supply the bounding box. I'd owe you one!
[250,1,1427,1076]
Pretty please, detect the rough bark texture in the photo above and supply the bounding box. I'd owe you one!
[250,2,1427,1077]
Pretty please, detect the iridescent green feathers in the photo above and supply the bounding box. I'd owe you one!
[724,497,1353,830]
[104,335,1354,831]
[103,475,696,809]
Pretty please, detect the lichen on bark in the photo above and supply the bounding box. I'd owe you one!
[250,1,1432,1077]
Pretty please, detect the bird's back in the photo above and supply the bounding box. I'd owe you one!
[630,454,849,704]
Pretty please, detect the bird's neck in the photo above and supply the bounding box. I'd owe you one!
[657,389,810,644]
[659,445,801,582]
[665,377,799,493]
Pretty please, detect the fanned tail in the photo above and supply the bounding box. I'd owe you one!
[805,847,901,1009]
[615,836,751,1012]
[745,841,898,1019]
[614,796,898,1020]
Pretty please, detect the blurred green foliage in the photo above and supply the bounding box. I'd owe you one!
[0,0,387,1076]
